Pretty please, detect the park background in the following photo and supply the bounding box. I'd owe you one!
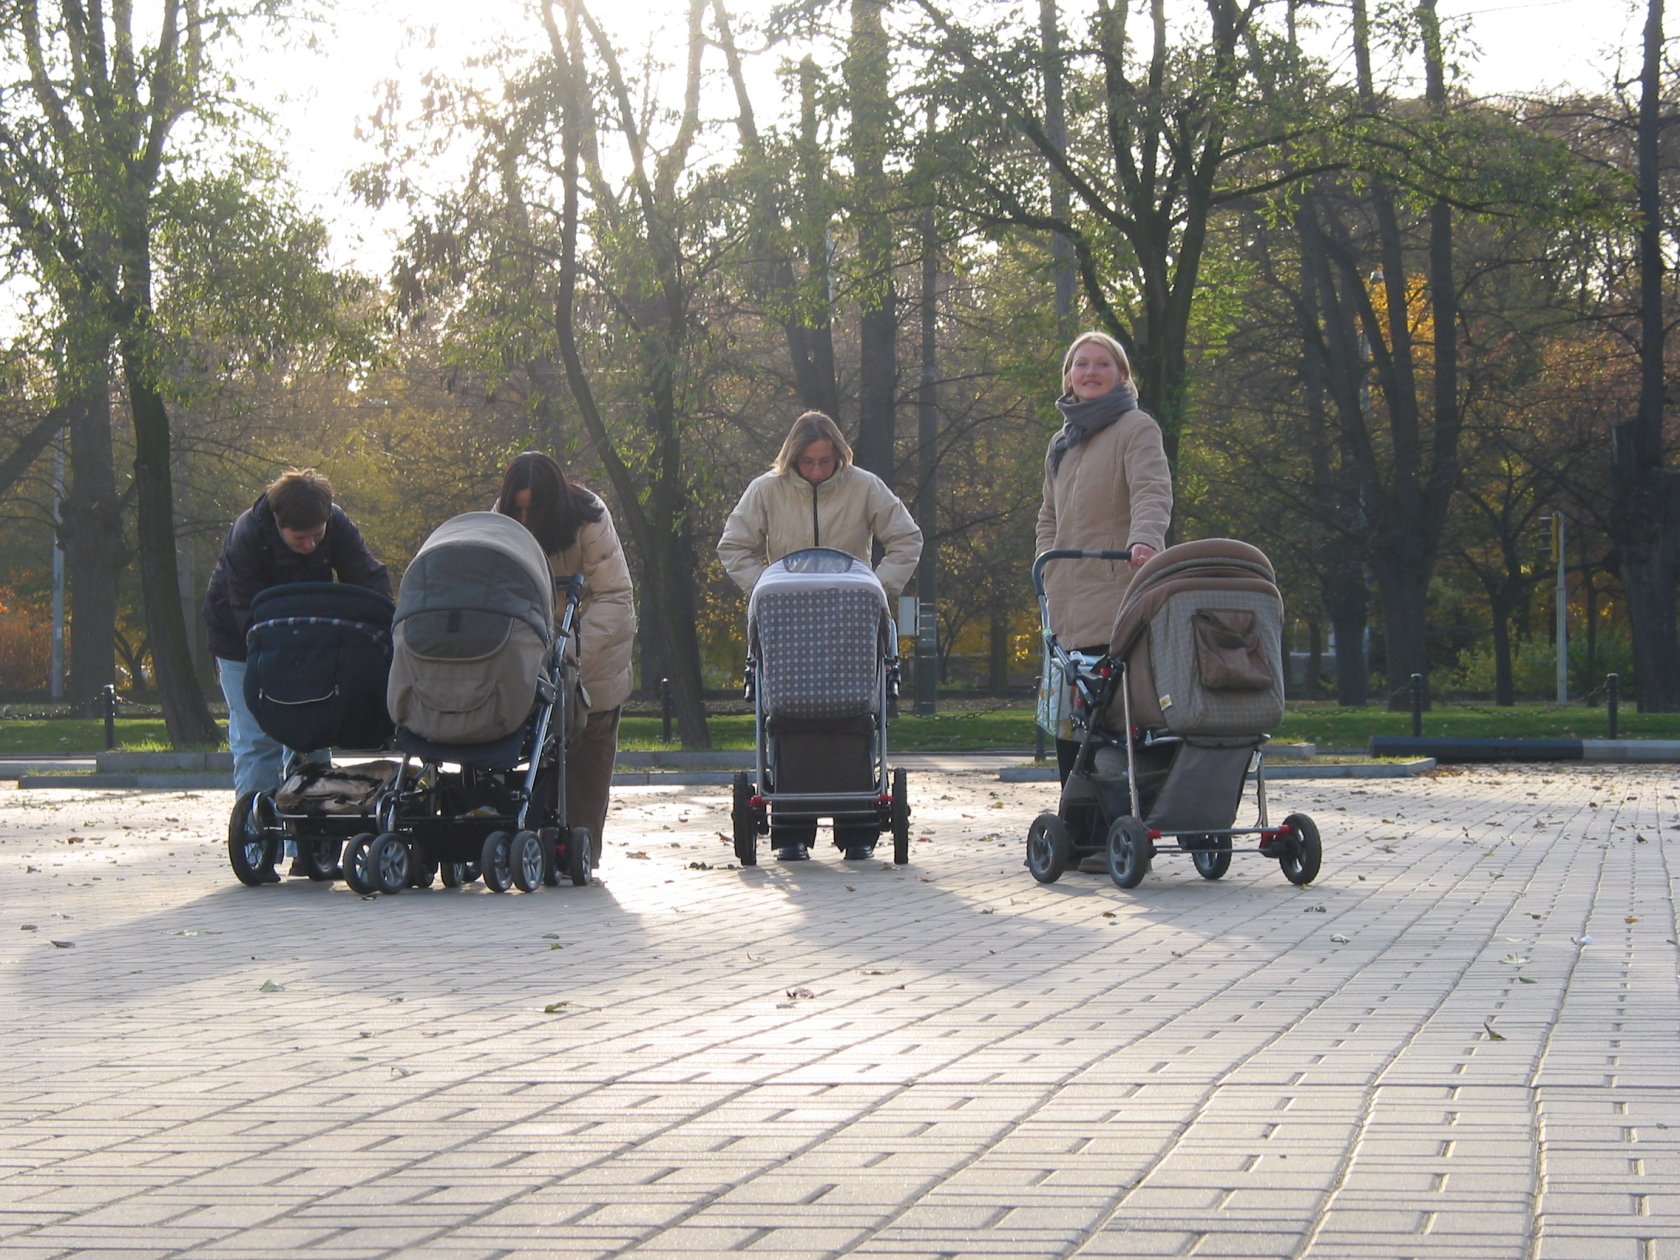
[0,0,1676,748]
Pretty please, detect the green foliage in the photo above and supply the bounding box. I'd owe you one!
[1449,629,1637,698]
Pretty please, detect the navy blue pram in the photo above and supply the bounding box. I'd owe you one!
[227,581,396,887]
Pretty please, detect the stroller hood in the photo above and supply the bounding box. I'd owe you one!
[1106,537,1284,736]
[750,547,889,721]
[388,512,556,746]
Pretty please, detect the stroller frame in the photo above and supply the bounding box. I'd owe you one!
[343,575,591,896]
[730,549,911,868]
[1028,547,1321,890]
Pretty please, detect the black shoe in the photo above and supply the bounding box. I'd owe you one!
[260,866,283,884]
[842,843,876,861]
[774,843,810,862]
[287,861,307,878]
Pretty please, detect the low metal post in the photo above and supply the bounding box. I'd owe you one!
[1410,673,1424,738]
[103,683,116,751]
[659,677,672,744]
[1607,673,1620,739]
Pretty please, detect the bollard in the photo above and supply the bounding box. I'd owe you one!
[1410,673,1424,738]
[1607,673,1619,740]
[103,683,116,750]
[659,677,672,744]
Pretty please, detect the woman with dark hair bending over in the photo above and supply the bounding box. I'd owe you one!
[496,451,636,867]
[1036,331,1173,799]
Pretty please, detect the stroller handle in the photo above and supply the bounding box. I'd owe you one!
[1031,548,1133,633]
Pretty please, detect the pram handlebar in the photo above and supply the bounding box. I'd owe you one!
[1031,548,1132,643]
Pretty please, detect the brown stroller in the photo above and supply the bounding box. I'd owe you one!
[1028,538,1321,889]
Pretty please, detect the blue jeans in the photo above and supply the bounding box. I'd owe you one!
[217,657,285,799]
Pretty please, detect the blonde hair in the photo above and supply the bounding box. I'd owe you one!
[771,411,854,477]
[1060,331,1132,395]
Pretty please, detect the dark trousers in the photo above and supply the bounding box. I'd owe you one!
[566,706,621,863]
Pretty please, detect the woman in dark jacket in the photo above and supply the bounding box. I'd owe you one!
[203,468,390,821]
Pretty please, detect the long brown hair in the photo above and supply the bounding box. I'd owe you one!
[495,451,604,555]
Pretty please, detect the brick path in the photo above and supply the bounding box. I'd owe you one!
[0,763,1676,1258]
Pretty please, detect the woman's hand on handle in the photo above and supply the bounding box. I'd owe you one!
[1127,544,1156,570]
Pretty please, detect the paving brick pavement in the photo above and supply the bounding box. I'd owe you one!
[0,763,1676,1258]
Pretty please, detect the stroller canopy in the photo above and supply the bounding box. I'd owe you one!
[750,547,889,721]
[394,512,554,648]
[387,512,556,747]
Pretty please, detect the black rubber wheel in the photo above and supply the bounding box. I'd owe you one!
[440,862,468,888]
[301,837,342,881]
[539,827,562,887]
[511,830,545,892]
[565,827,593,886]
[1026,812,1073,884]
[481,830,513,893]
[369,833,409,895]
[1279,813,1322,886]
[890,766,910,865]
[731,771,757,867]
[342,833,377,895]
[1191,835,1233,881]
[408,856,438,889]
[1106,816,1151,890]
[227,793,280,887]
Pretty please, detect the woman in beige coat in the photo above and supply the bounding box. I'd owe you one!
[717,410,922,862]
[497,451,636,865]
[1035,331,1173,787]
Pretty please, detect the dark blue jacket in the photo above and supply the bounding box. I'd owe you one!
[202,494,391,661]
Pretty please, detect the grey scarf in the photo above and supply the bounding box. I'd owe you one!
[1049,381,1138,474]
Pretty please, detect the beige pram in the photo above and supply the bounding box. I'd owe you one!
[1028,538,1322,890]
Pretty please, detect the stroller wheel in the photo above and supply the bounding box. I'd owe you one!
[369,833,410,895]
[1278,813,1322,886]
[1026,812,1072,884]
[539,827,562,886]
[440,862,470,888]
[1106,817,1151,890]
[565,827,593,886]
[342,833,377,895]
[227,793,281,888]
[511,830,546,892]
[731,772,758,867]
[481,831,514,893]
[1191,836,1233,881]
[409,856,438,889]
[302,837,343,882]
[890,766,910,865]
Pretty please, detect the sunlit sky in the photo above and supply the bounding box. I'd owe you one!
[252,0,1651,272]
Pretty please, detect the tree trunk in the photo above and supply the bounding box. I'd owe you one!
[1611,0,1680,710]
[847,0,897,477]
[58,364,126,705]
[1370,545,1432,710]
[123,353,217,746]
[1039,0,1076,340]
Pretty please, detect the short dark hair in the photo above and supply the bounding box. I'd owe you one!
[265,468,333,531]
[495,450,604,555]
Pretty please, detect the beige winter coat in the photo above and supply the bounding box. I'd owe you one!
[717,464,923,600]
[1035,407,1174,649]
[546,499,637,713]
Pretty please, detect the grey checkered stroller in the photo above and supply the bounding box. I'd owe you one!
[730,548,910,867]
[1028,538,1321,889]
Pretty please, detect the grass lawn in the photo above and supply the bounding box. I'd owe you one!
[2,699,1674,756]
